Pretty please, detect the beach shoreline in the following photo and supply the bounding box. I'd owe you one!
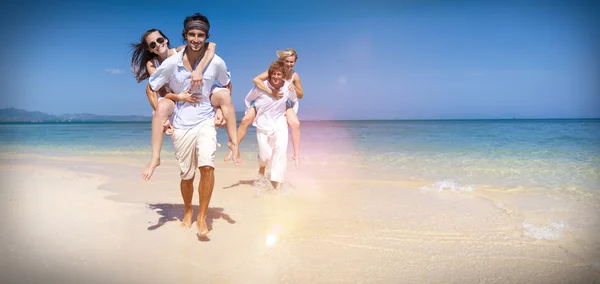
[1,153,598,283]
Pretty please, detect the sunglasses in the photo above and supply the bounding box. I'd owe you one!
[148,37,165,50]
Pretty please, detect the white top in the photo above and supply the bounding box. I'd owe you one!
[149,49,231,130]
[286,71,298,102]
[245,79,294,133]
[152,49,177,93]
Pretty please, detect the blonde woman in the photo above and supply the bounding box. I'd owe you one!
[226,48,303,166]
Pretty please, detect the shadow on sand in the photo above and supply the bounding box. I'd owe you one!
[147,204,236,241]
[222,179,255,189]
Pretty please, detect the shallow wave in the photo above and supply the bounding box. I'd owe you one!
[522,221,568,240]
[420,179,474,193]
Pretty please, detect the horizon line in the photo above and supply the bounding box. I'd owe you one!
[1,107,598,122]
[1,118,599,124]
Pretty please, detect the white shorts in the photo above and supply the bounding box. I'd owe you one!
[171,119,217,180]
[210,86,230,99]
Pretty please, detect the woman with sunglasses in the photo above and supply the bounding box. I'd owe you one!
[225,48,303,167]
[130,28,225,181]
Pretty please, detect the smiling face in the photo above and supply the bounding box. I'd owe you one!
[267,60,286,88]
[145,31,168,55]
[185,29,207,52]
[269,70,284,86]
[282,55,296,71]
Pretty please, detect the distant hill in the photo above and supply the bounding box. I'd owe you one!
[0,108,152,122]
[0,108,247,123]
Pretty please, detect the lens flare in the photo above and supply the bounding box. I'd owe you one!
[265,232,278,246]
[265,225,283,246]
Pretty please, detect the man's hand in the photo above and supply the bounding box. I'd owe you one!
[190,69,204,92]
[163,120,174,136]
[214,108,226,127]
[177,89,203,106]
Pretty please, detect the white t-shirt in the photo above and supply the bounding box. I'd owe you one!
[149,49,231,130]
[245,80,294,133]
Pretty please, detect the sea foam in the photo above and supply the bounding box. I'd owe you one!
[522,221,567,240]
[421,179,474,193]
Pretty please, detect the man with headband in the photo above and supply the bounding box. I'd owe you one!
[148,12,233,239]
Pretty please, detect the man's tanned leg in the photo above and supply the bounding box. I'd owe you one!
[197,166,215,236]
[180,177,194,228]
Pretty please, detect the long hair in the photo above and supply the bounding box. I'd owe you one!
[276,48,298,61]
[129,29,171,83]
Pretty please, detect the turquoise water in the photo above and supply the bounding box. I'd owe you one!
[1,119,599,192]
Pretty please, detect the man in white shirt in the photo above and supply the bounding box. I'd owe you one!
[245,60,294,191]
[148,12,231,238]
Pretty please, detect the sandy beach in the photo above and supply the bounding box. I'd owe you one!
[0,152,599,284]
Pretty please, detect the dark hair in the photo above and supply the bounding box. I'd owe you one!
[129,29,171,83]
[267,60,286,78]
[182,13,211,43]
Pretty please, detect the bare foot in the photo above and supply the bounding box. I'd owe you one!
[228,141,241,165]
[224,150,233,163]
[180,207,193,228]
[141,158,160,181]
[292,154,300,167]
[196,216,209,237]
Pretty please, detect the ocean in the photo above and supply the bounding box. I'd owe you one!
[2,119,598,192]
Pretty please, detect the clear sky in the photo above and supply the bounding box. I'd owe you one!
[1,0,598,120]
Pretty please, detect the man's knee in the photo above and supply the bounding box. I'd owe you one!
[199,166,214,175]
[181,176,195,185]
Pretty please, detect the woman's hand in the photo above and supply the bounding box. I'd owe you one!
[190,69,204,92]
[178,90,203,106]
[271,89,284,99]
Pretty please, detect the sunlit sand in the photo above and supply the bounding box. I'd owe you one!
[0,152,598,283]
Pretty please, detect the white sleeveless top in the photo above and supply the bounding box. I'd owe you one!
[286,70,298,102]
[286,70,295,83]
[285,70,299,114]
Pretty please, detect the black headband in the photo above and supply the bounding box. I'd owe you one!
[183,20,209,34]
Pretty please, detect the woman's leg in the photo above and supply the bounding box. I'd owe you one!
[224,107,256,163]
[285,107,300,167]
[141,98,175,180]
[210,89,240,165]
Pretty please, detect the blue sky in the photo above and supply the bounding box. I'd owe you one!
[2,0,598,119]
